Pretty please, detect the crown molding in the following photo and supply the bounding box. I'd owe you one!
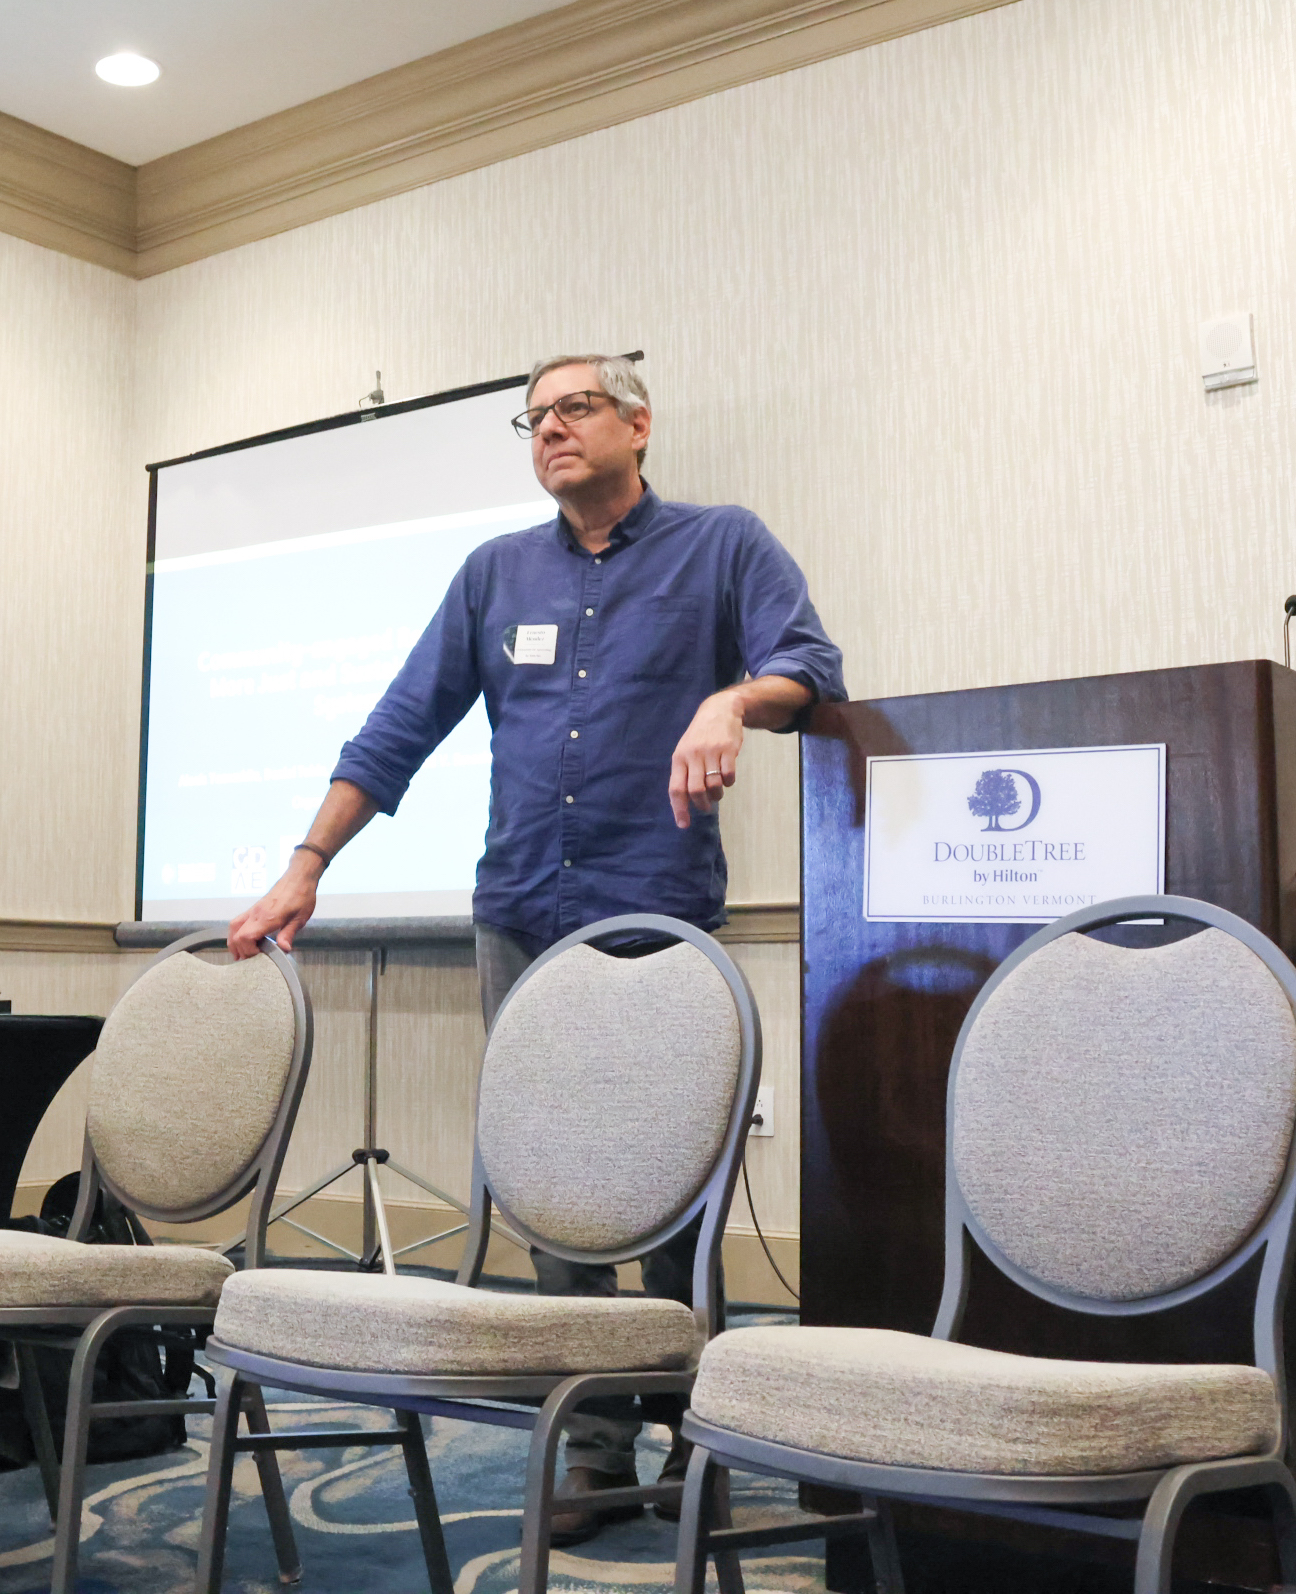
[0,110,135,274]
[1,0,1016,279]
[133,0,1016,277]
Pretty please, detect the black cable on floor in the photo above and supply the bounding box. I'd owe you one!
[740,1150,800,1303]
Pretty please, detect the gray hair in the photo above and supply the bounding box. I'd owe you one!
[526,353,651,468]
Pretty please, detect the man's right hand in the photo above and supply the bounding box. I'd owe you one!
[227,779,381,958]
[228,851,324,958]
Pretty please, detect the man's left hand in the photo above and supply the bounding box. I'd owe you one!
[669,676,814,829]
[670,690,743,827]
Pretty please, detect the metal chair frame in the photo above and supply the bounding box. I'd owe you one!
[674,895,1296,1594]
[194,912,762,1594]
[0,930,314,1594]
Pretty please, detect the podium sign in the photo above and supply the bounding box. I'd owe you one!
[863,742,1165,923]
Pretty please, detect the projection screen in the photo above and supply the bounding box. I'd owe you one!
[138,374,552,921]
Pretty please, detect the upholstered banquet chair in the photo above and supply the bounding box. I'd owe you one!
[0,930,313,1594]
[674,896,1296,1594]
[194,912,761,1594]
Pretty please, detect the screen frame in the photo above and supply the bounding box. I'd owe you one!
[134,368,531,920]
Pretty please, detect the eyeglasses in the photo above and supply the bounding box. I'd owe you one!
[511,389,612,437]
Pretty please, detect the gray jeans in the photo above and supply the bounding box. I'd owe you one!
[475,922,721,1475]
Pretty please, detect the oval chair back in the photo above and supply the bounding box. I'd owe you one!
[76,931,313,1268]
[467,914,761,1339]
[939,895,1296,1436]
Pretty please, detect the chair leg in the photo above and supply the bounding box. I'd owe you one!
[864,1497,905,1594]
[518,1386,569,1594]
[196,1370,246,1594]
[1266,1472,1296,1586]
[1134,1478,1184,1594]
[710,1463,746,1594]
[1135,1465,1217,1594]
[1138,1461,1296,1594]
[675,1444,720,1594]
[396,1408,453,1594]
[16,1342,60,1522]
[49,1319,112,1594]
[242,1385,302,1584]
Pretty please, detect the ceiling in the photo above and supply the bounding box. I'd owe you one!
[0,0,578,165]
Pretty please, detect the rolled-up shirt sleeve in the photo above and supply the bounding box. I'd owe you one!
[729,515,847,724]
[330,560,482,814]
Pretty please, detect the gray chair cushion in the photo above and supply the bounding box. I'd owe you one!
[477,940,741,1252]
[215,1268,702,1376]
[954,929,1296,1301]
[690,1327,1279,1476]
[0,1232,233,1308]
[87,950,296,1215]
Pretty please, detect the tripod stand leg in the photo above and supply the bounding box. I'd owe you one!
[363,1156,397,1276]
[384,1160,528,1250]
[220,1158,364,1260]
[361,947,384,1264]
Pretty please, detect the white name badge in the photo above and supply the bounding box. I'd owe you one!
[511,624,558,665]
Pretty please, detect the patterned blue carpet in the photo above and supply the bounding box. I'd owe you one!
[0,1339,821,1594]
[0,1396,821,1594]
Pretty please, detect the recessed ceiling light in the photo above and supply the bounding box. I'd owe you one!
[95,53,160,87]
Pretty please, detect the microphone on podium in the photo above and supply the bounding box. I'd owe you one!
[1285,596,1296,668]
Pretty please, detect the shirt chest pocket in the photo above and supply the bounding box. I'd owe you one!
[613,596,703,683]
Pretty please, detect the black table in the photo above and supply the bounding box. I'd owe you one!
[0,1016,104,1220]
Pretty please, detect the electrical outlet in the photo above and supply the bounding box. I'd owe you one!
[748,1086,774,1137]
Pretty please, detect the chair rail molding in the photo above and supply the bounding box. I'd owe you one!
[1,0,1017,279]
[716,904,800,943]
[0,920,122,954]
[0,904,798,954]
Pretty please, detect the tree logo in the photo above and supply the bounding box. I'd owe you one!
[967,768,1042,832]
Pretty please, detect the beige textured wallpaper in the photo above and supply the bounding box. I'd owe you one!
[0,233,137,923]
[7,0,1296,1268]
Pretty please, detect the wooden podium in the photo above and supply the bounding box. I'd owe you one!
[800,660,1296,1588]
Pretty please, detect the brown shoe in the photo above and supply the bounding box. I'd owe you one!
[653,1432,693,1522]
[549,1465,643,1546]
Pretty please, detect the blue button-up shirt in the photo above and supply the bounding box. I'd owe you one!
[332,484,846,942]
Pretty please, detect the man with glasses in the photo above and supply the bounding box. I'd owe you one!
[228,352,845,1542]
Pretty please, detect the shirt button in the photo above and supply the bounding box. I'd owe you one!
[565,795,574,804]
[594,557,602,565]
[578,670,587,678]
[563,858,572,867]
[570,729,579,739]
[585,607,594,616]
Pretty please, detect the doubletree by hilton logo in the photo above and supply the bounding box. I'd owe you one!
[932,763,1082,879]
[967,768,1042,832]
